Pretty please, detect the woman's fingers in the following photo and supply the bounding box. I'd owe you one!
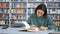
[39,26,48,30]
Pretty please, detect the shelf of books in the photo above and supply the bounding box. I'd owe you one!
[10,0,27,27]
[0,0,9,26]
[45,0,60,26]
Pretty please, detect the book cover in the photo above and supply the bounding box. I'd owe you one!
[20,3,26,8]
[15,3,20,8]
[11,15,17,19]
[2,14,6,18]
[0,20,5,24]
[1,3,6,8]
[16,9,24,14]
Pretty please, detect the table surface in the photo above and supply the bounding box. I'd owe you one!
[0,28,55,34]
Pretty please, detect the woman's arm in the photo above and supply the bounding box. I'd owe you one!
[27,16,33,25]
[47,16,56,30]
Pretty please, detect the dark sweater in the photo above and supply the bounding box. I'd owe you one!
[27,13,56,30]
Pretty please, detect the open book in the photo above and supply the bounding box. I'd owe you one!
[18,21,38,32]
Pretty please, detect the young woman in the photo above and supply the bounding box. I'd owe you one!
[27,4,56,30]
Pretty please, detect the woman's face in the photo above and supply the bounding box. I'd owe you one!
[36,9,44,17]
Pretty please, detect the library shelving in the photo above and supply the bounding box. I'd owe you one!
[0,0,9,28]
[10,0,27,27]
[45,0,60,27]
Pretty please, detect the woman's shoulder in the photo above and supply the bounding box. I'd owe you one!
[46,15,52,20]
[47,15,51,18]
[30,13,36,17]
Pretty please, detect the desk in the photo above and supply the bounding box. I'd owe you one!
[0,28,54,34]
[49,31,60,34]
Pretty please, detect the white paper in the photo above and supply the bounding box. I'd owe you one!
[22,21,30,29]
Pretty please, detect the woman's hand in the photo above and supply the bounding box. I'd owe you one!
[27,25,39,32]
[30,25,36,29]
[28,25,36,30]
[39,26,48,30]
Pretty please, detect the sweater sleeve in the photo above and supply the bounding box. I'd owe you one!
[27,14,34,25]
[47,16,56,30]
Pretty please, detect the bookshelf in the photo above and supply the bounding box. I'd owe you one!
[0,0,60,28]
[45,0,60,27]
[0,0,9,27]
[10,0,27,27]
